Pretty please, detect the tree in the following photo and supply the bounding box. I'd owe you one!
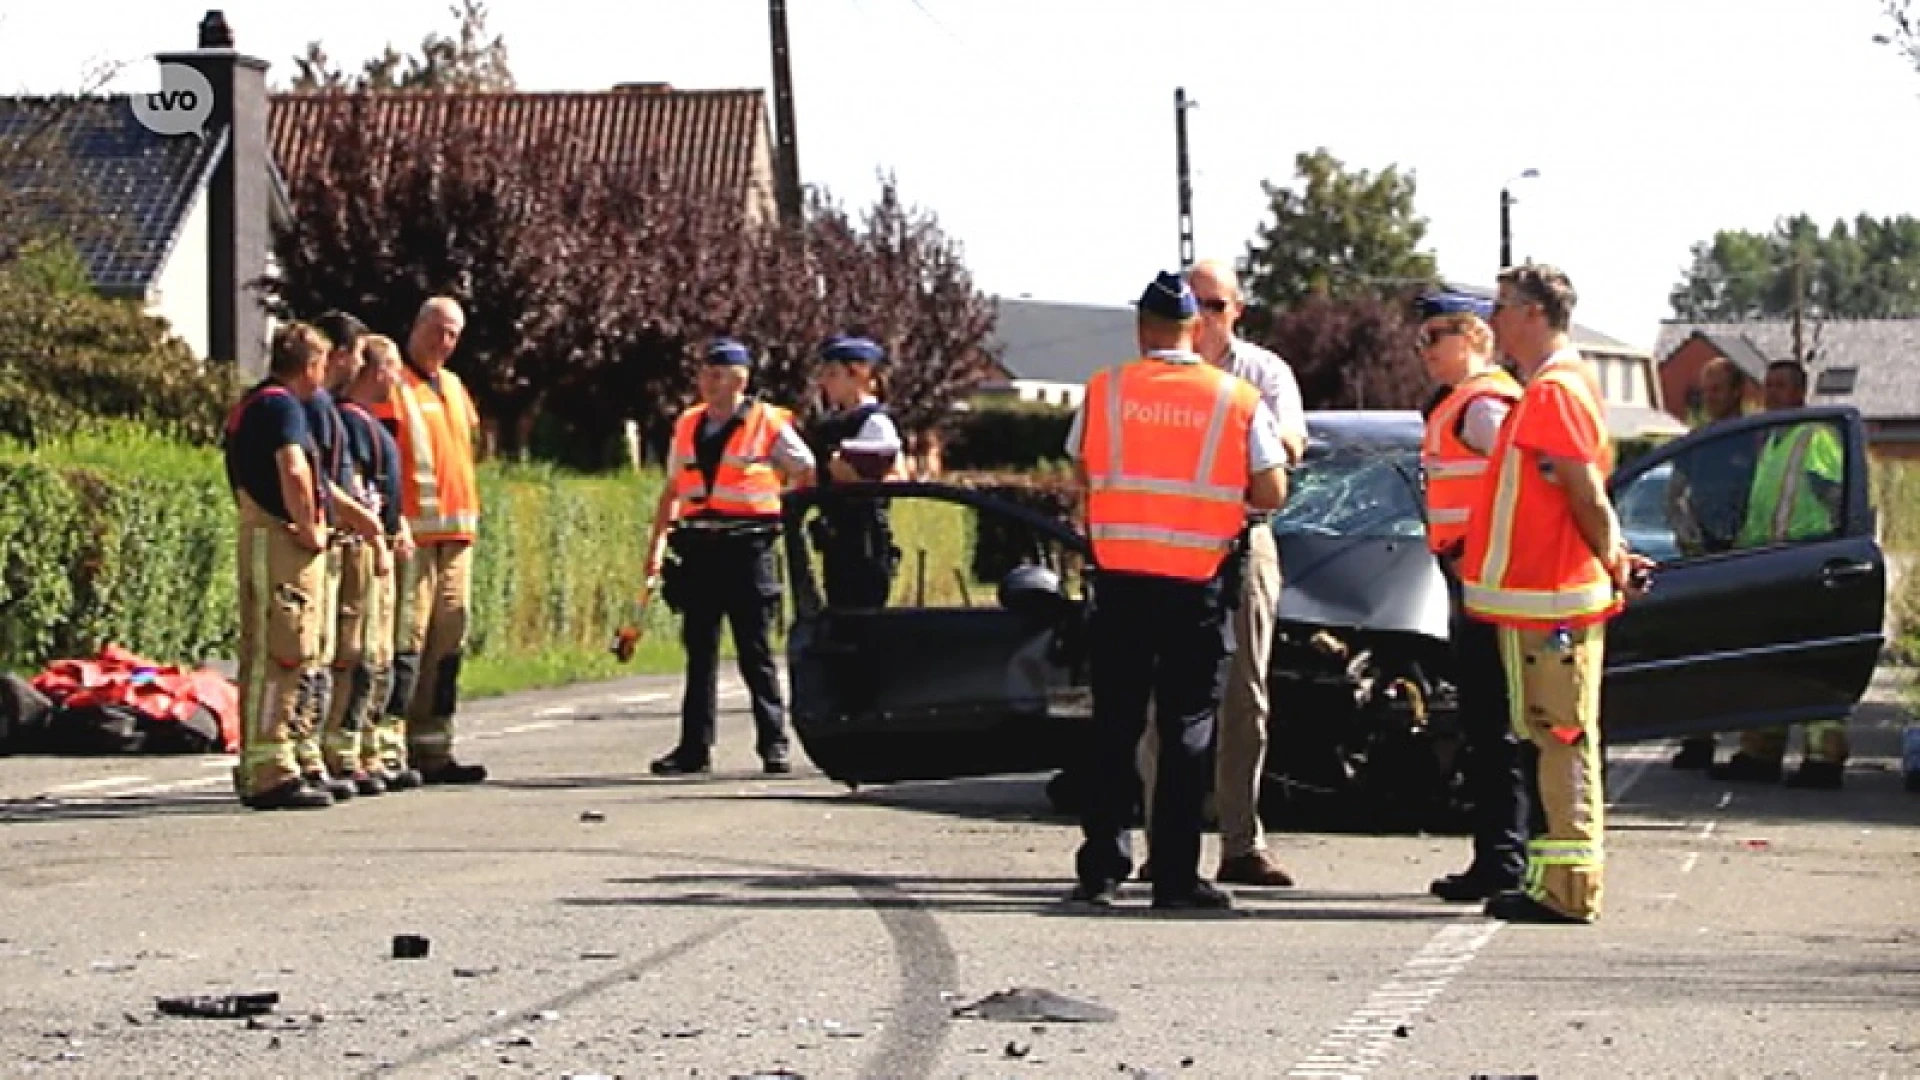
[1244,291,1426,411]
[0,61,127,267]
[1241,148,1437,312]
[1667,213,1920,320]
[288,0,514,92]
[1877,0,1920,73]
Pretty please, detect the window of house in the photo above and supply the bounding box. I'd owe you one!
[1815,367,1857,395]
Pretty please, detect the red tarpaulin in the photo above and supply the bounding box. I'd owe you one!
[30,644,239,753]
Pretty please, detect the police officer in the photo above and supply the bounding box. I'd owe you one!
[803,335,904,609]
[1413,291,1529,903]
[643,339,816,776]
[1063,271,1289,910]
[300,313,385,802]
[1463,263,1652,924]
[223,324,335,810]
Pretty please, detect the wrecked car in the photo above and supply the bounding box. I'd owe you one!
[783,405,1886,826]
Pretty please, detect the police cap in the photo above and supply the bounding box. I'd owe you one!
[821,335,886,367]
[1137,270,1198,321]
[705,338,755,369]
[1415,291,1494,322]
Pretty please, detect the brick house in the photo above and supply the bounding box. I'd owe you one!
[1655,320,1920,459]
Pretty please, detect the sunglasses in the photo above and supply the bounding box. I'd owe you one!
[1416,326,1464,349]
[1195,297,1232,313]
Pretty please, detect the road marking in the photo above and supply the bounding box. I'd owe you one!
[613,691,668,705]
[42,776,149,795]
[1681,852,1701,874]
[1716,791,1733,809]
[1699,821,1718,839]
[532,705,577,718]
[1605,744,1665,807]
[202,757,240,769]
[123,776,226,797]
[1287,921,1503,1078]
[497,720,565,736]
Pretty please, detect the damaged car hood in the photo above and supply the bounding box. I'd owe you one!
[1274,532,1450,641]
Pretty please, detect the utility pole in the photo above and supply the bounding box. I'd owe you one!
[1175,87,1195,270]
[1791,251,1806,365]
[769,0,802,227]
[1499,187,1514,269]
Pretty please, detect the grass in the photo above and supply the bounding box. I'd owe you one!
[1871,457,1920,716]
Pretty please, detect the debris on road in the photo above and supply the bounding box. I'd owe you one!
[155,991,279,1019]
[579,810,606,823]
[580,950,619,960]
[391,934,431,959]
[452,965,499,978]
[953,987,1118,1023]
[1004,1040,1031,1058]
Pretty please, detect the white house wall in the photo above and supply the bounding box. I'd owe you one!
[146,180,211,360]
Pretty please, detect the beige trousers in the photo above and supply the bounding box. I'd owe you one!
[1139,524,1279,860]
[234,494,326,796]
[401,540,473,769]
[1500,623,1606,922]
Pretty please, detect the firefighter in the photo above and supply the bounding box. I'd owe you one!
[1413,291,1529,903]
[1063,271,1289,911]
[1462,263,1653,924]
[326,325,423,793]
[1713,358,1850,789]
[372,297,489,785]
[804,335,904,609]
[298,314,385,801]
[224,324,335,810]
[643,338,816,776]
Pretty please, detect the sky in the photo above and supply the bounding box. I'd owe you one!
[4,0,1918,351]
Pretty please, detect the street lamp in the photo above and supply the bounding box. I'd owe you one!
[1499,168,1541,269]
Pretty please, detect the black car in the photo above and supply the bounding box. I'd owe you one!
[781,405,1886,825]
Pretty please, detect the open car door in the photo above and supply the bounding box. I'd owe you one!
[783,482,1093,786]
[1602,405,1885,742]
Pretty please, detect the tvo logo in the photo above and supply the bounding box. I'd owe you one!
[130,62,214,138]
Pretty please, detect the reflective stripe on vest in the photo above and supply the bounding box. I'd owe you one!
[1462,359,1618,625]
[671,402,789,518]
[1082,359,1255,582]
[1421,368,1520,555]
[393,369,479,539]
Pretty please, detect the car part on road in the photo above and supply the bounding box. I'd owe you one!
[154,991,279,1019]
[952,987,1118,1023]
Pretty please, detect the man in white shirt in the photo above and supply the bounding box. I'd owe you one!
[1133,258,1306,888]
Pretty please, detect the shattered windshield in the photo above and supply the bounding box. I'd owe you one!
[1270,449,1427,539]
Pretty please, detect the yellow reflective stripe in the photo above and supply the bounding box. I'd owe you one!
[1769,426,1816,542]
[698,484,782,504]
[1089,523,1234,553]
[1104,366,1124,481]
[1463,579,1615,618]
[1086,476,1244,502]
[1192,374,1235,487]
[1476,442,1525,586]
[410,513,479,536]
[396,382,442,523]
[1423,459,1488,480]
[1499,628,1527,740]
[1428,507,1469,525]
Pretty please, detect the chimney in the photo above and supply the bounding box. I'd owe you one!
[158,10,273,379]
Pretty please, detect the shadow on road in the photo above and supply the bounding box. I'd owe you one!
[0,791,235,824]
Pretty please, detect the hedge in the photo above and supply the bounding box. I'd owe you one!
[943,401,1075,472]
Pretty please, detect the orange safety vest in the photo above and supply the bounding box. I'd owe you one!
[1081,356,1259,582]
[375,364,481,544]
[1461,353,1621,629]
[1422,367,1522,556]
[670,401,793,518]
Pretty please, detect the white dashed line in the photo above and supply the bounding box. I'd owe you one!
[43,776,149,795]
[496,720,565,736]
[1699,821,1717,839]
[202,757,240,769]
[1681,852,1701,874]
[613,692,669,705]
[532,705,577,718]
[1286,921,1504,1078]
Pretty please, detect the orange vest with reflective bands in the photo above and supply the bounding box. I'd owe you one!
[671,401,793,519]
[375,364,481,544]
[1422,368,1522,555]
[1082,356,1259,582]
[1460,354,1622,629]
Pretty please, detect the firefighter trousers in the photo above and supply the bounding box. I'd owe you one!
[396,540,471,771]
[1499,622,1606,922]
[293,543,342,776]
[1737,720,1851,766]
[322,540,391,777]
[234,494,326,797]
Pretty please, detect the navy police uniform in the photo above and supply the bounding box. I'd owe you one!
[803,335,902,609]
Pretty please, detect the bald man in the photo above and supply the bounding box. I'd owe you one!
[371,297,489,784]
[1136,258,1307,888]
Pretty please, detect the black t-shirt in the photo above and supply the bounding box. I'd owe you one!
[339,401,403,536]
[223,380,314,523]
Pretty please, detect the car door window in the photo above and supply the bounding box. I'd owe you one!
[1617,416,1847,564]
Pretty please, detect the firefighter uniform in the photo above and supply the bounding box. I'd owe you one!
[224,369,332,810]
[1416,292,1530,901]
[803,336,902,610]
[650,341,816,776]
[1723,420,1851,786]
[299,388,358,801]
[1064,271,1285,911]
[374,359,486,783]
[1462,348,1622,924]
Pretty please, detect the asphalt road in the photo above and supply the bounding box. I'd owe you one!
[1,669,1915,1079]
